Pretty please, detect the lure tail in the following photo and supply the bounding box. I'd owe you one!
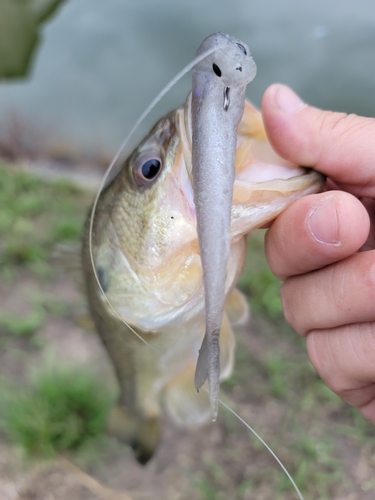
[194,328,221,419]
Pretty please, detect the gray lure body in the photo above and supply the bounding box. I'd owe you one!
[191,33,257,419]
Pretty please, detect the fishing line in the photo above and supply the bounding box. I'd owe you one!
[88,39,304,500]
[217,394,305,500]
[88,43,224,351]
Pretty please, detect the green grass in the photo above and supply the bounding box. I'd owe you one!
[0,162,111,456]
[0,292,71,343]
[239,231,284,320]
[0,306,45,337]
[0,163,88,268]
[0,163,91,345]
[208,309,375,499]
[0,161,374,498]
[0,164,108,459]
[1,366,112,457]
[0,163,110,457]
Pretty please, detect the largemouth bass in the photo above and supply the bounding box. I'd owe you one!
[82,33,324,464]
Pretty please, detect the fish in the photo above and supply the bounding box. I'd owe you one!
[81,33,325,464]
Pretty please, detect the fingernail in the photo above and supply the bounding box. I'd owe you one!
[272,84,306,114]
[307,197,340,245]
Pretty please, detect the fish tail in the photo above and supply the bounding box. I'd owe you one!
[107,403,161,465]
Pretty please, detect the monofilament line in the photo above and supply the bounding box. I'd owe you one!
[218,397,304,500]
[88,43,227,349]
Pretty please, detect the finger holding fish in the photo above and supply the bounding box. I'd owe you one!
[261,84,375,429]
[265,191,369,280]
[262,83,375,198]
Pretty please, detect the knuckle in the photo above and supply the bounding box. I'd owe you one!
[307,323,375,400]
[317,112,375,165]
[265,204,304,279]
[365,260,375,300]
[306,330,345,395]
[280,280,305,335]
[319,112,364,141]
[265,223,288,279]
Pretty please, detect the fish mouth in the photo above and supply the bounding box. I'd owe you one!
[179,94,325,235]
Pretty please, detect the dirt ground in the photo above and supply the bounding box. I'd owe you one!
[0,161,374,500]
[1,269,374,500]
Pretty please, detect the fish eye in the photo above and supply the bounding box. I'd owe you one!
[212,63,222,77]
[236,43,247,55]
[133,154,162,186]
[142,159,161,179]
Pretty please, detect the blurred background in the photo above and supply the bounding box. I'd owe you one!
[0,1,375,499]
[1,0,375,157]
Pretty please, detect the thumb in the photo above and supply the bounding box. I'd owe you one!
[262,84,375,198]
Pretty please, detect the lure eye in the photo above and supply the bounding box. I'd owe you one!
[133,154,162,186]
[236,43,247,55]
[212,63,222,77]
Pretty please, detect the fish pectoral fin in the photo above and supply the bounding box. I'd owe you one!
[194,333,209,390]
[224,288,250,327]
[165,361,211,426]
[107,403,161,465]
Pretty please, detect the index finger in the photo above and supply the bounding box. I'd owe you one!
[262,84,375,198]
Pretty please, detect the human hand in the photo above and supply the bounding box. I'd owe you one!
[262,84,375,423]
